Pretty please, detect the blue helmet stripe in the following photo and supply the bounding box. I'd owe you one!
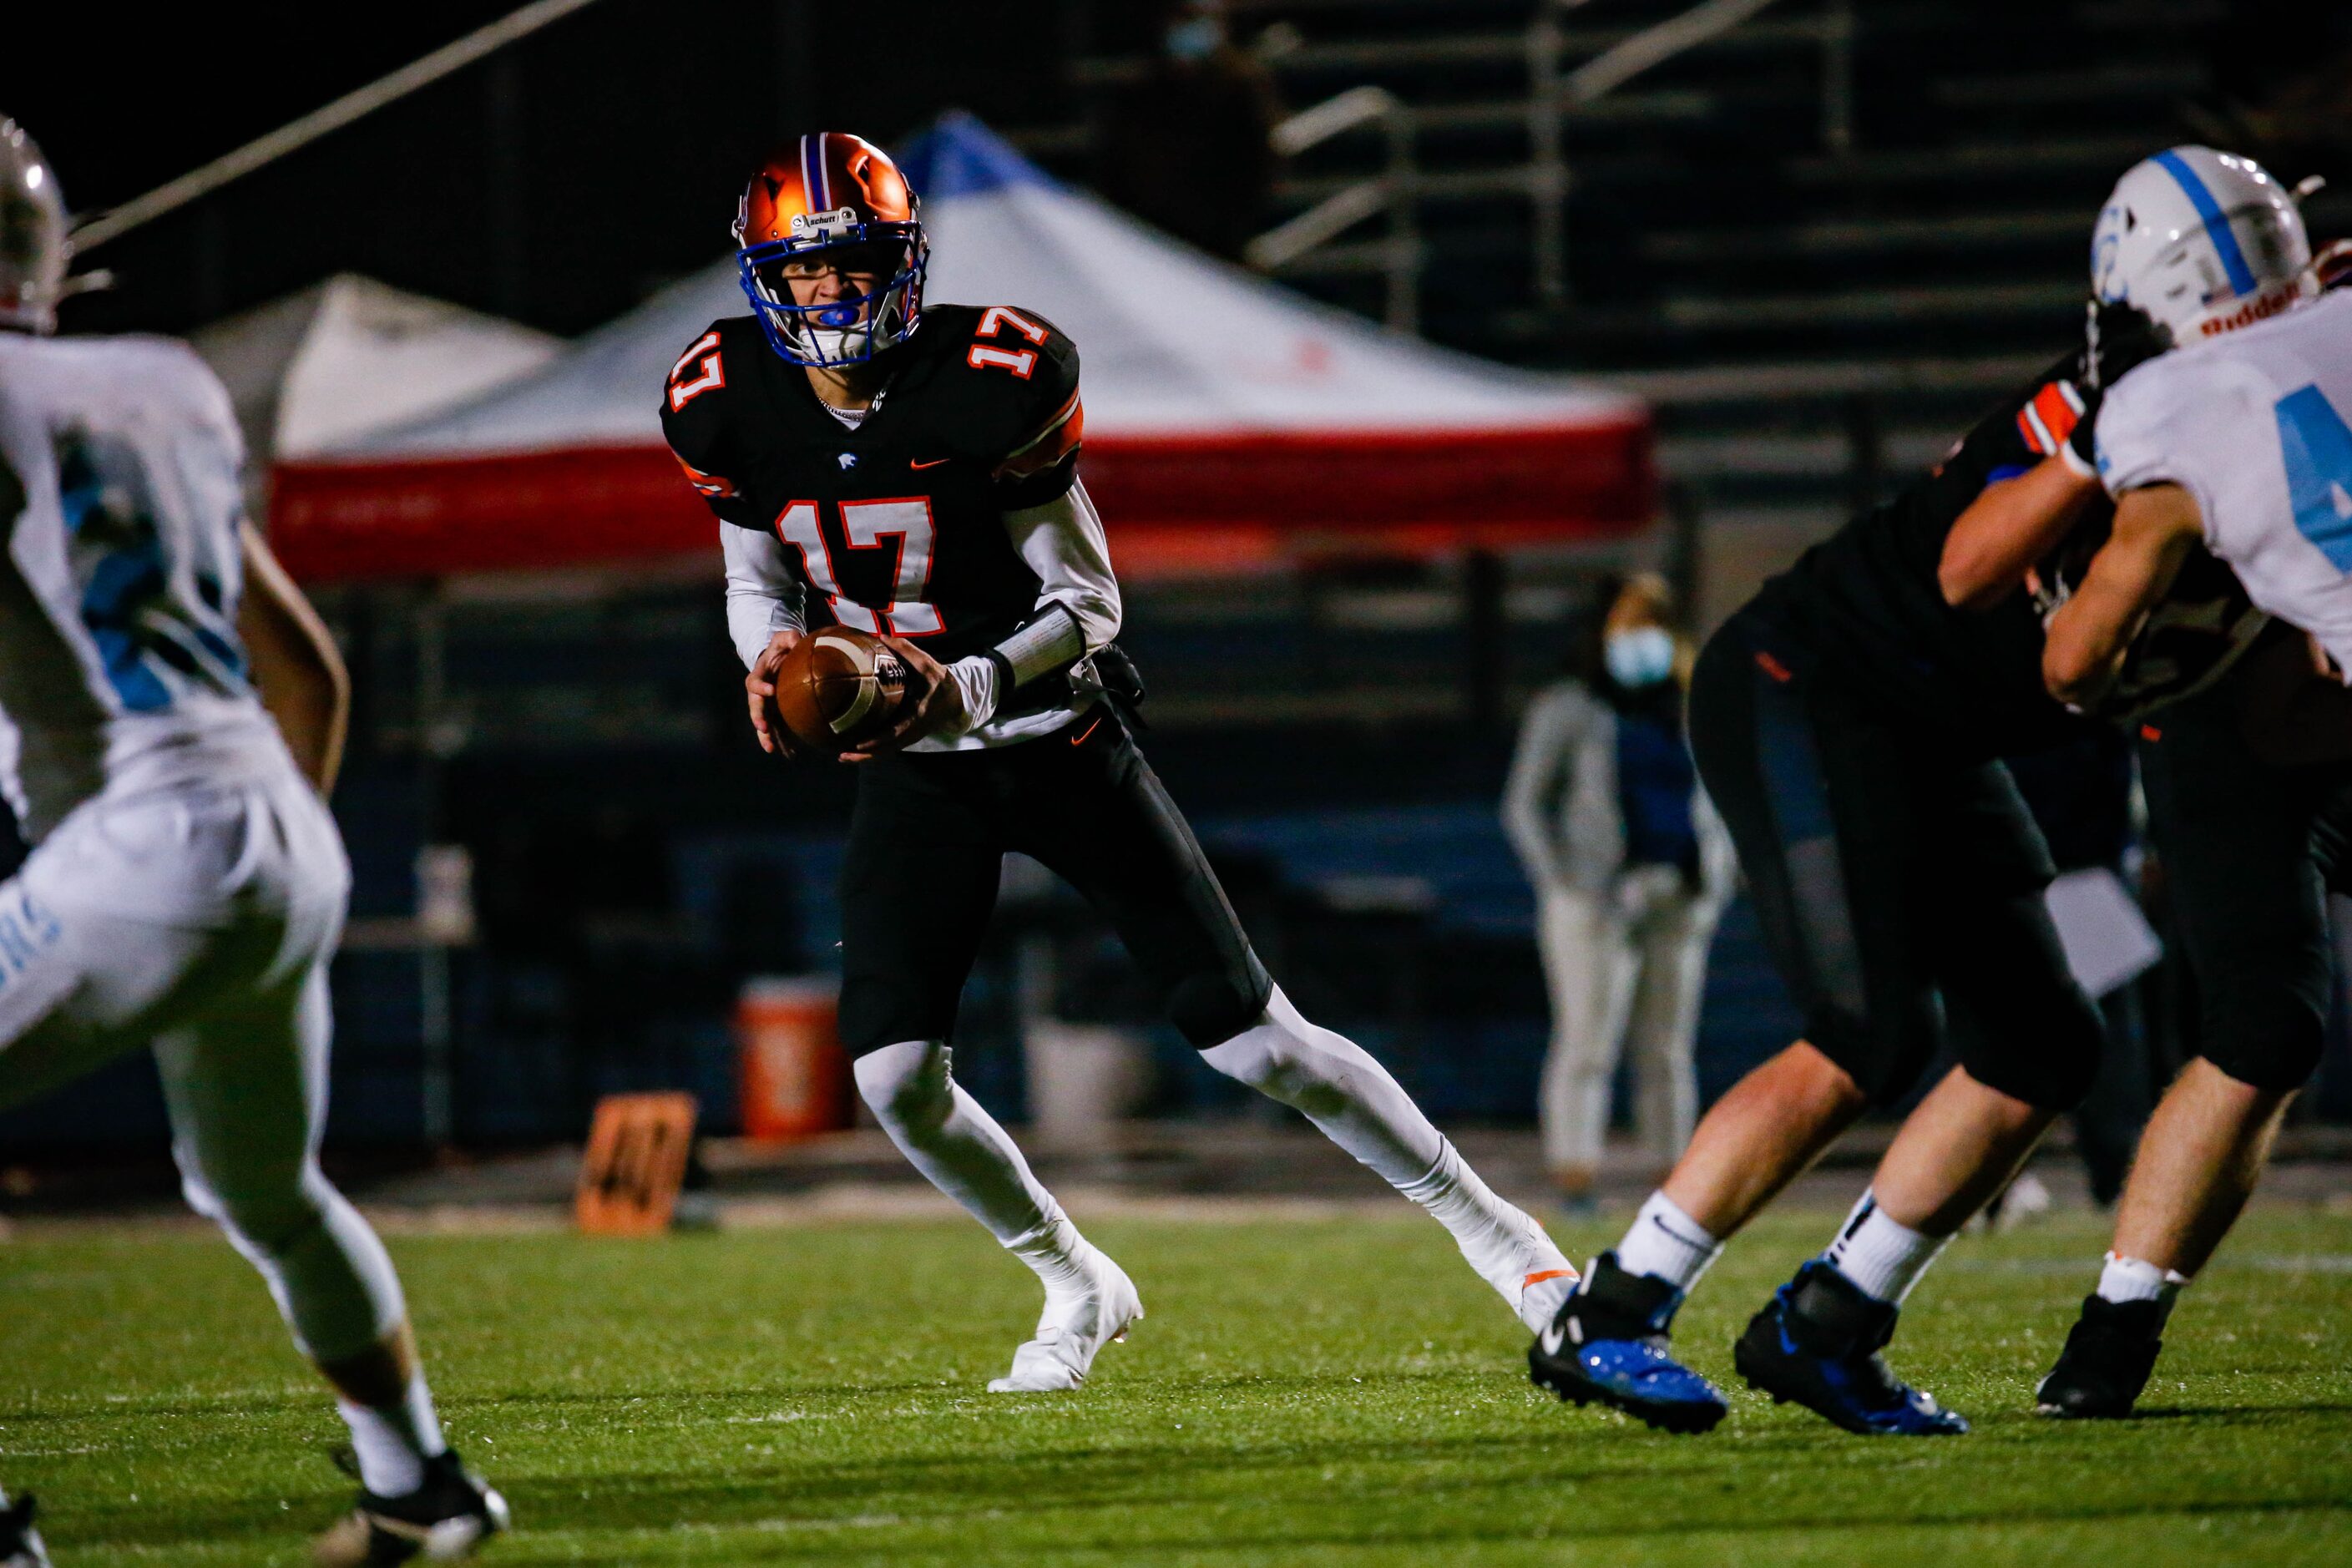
[802,134,829,211]
[2152,149,2259,297]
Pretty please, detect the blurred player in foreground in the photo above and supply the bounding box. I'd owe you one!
[0,122,503,1566]
[663,134,1578,1393]
[1935,145,2352,1416]
[1528,162,2268,1435]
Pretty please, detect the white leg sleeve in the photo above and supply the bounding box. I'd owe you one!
[855,1040,1077,1259]
[1201,986,1571,1320]
[1535,886,1637,1172]
[157,961,409,1366]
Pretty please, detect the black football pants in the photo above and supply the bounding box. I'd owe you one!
[1687,615,2104,1111]
[835,708,1273,1056]
[2137,632,2352,1091]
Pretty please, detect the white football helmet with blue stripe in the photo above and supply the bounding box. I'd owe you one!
[2092,146,2314,346]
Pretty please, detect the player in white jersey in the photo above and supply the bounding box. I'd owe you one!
[2064,289,2352,671]
[1935,145,2352,1417]
[0,120,503,1565]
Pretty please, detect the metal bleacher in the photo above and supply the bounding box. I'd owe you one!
[1020,0,2349,622]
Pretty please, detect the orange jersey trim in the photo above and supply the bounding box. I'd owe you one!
[995,392,1085,483]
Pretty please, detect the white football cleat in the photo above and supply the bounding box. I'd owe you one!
[987,1244,1143,1393]
[1498,1214,1582,1333]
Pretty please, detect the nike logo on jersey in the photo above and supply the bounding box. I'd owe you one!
[837,453,859,470]
[910,457,951,469]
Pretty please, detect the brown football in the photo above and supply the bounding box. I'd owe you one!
[767,627,912,755]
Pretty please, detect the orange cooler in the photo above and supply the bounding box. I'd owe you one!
[736,976,852,1141]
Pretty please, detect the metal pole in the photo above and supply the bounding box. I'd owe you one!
[415,585,456,1149]
[1844,392,1882,516]
[1527,3,1568,306]
[1665,479,1705,631]
[71,0,606,251]
[1464,549,1507,731]
[1821,0,1856,156]
[1384,100,1419,334]
[487,58,527,319]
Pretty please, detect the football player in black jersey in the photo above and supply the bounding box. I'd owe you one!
[663,134,1577,1393]
[1528,308,2251,1437]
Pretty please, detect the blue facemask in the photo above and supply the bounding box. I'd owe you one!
[1605,626,1677,688]
[1166,17,1222,60]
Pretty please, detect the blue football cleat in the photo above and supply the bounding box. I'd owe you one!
[1529,1251,1728,1434]
[1733,1260,1969,1436]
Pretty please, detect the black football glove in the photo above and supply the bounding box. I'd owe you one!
[2083,298,2167,392]
[2066,300,2169,473]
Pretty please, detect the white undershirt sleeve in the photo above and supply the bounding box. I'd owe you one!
[947,478,1124,731]
[720,524,807,670]
[1004,476,1121,652]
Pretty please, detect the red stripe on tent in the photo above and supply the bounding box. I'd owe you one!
[269,419,1652,583]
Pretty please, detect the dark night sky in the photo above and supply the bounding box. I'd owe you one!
[13,1,1091,339]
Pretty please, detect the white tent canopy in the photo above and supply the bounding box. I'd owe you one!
[275,117,1650,581]
[348,122,1634,457]
[195,274,559,466]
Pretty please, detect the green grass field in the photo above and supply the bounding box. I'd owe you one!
[3,1203,2349,1565]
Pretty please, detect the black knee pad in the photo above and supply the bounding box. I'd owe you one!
[1958,989,2106,1111]
[2198,994,2326,1092]
[1168,959,1273,1049]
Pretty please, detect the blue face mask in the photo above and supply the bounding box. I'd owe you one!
[1166,17,1222,60]
[1605,625,1677,688]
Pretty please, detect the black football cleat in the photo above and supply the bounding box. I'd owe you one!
[2,1490,50,1568]
[1733,1261,1968,1436]
[2036,1294,2166,1419]
[1528,1251,1728,1434]
[313,1448,508,1565]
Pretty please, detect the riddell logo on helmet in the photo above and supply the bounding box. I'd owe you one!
[2201,286,2297,336]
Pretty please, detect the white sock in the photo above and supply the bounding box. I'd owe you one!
[337,1369,446,1497]
[1616,1190,1722,1291]
[1396,1135,1553,1289]
[1823,1189,1950,1305]
[1201,987,1555,1295]
[856,1040,1094,1296]
[1006,1211,1098,1304]
[2097,1252,2188,1323]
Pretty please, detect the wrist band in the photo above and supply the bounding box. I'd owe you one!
[990,603,1086,690]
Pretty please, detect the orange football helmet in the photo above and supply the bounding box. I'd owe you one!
[733,132,928,368]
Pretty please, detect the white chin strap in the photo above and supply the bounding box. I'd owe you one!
[800,323,872,364]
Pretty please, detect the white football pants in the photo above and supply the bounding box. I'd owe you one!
[1535,867,1718,1175]
[0,770,406,1363]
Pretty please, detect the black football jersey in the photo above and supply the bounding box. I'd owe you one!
[660,302,1085,665]
[1741,353,2112,758]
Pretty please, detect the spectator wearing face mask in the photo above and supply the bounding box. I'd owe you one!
[1503,574,1736,1210]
